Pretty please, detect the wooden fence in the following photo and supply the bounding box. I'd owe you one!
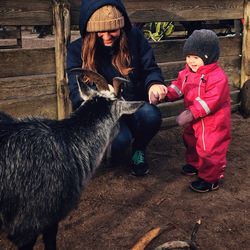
[0,0,250,127]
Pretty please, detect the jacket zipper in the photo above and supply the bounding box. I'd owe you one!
[182,75,188,89]
[198,74,206,151]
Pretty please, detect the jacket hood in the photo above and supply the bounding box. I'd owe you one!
[79,0,132,37]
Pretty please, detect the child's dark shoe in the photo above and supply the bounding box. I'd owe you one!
[130,150,149,177]
[190,178,219,193]
[182,164,198,176]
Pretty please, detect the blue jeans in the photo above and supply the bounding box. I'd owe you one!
[111,102,162,159]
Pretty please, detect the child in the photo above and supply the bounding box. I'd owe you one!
[165,29,231,192]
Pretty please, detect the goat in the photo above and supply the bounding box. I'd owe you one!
[0,69,143,250]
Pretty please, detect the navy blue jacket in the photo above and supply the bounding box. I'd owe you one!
[67,0,164,110]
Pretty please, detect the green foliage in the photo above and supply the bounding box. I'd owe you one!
[143,22,174,41]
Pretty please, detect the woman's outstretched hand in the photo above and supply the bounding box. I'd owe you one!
[148,84,168,104]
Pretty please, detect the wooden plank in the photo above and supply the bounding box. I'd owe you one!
[151,36,242,63]
[159,61,185,81]
[241,0,250,85]
[0,94,57,119]
[161,116,177,129]
[220,56,242,86]
[0,74,57,119]
[0,26,22,49]
[69,0,244,25]
[21,35,55,49]
[127,1,245,23]
[0,74,56,101]
[0,28,20,39]
[0,48,55,78]
[0,0,53,25]
[69,0,83,26]
[159,55,241,85]
[124,0,244,23]
[0,44,21,49]
[158,99,184,118]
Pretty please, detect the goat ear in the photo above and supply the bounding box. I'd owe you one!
[116,100,144,115]
[77,77,97,100]
[70,68,97,100]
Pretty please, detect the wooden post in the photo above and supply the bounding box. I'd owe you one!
[240,79,250,117]
[53,0,71,119]
[16,26,22,48]
[241,0,250,87]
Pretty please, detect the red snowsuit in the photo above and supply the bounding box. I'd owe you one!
[166,63,231,182]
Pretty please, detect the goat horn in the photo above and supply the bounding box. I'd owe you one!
[70,68,109,91]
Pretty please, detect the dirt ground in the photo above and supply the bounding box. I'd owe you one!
[0,112,250,250]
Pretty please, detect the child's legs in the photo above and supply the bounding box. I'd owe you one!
[196,134,230,183]
[183,125,199,168]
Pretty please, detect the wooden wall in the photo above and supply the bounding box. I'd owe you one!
[70,0,244,25]
[0,0,56,118]
[0,0,53,26]
[0,0,249,123]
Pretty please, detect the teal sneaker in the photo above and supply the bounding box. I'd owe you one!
[131,150,149,176]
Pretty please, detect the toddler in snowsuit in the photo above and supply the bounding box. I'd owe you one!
[165,29,231,192]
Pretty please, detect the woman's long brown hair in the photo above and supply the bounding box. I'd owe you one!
[81,29,133,77]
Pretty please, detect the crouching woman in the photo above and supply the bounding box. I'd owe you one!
[67,0,167,176]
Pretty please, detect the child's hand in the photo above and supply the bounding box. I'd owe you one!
[176,110,193,126]
[148,84,168,104]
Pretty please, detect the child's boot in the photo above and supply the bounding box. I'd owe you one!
[182,164,198,176]
[190,178,219,193]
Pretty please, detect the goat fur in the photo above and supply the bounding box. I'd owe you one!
[0,85,142,249]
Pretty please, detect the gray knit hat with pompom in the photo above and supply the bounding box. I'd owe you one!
[183,29,220,65]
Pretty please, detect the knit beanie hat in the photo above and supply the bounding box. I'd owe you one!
[86,5,125,32]
[183,29,220,65]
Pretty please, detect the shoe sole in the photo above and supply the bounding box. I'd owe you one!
[189,184,219,193]
[181,170,198,176]
[130,169,150,177]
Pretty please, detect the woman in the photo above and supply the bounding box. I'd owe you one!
[67,0,167,176]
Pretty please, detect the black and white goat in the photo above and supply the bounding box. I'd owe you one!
[0,69,143,250]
